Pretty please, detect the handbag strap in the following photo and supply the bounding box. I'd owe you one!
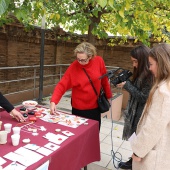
[82,68,98,96]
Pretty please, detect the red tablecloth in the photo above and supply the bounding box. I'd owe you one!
[0,106,100,170]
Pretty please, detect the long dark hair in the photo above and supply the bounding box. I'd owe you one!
[131,45,152,82]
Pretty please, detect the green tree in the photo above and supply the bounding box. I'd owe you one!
[1,0,170,45]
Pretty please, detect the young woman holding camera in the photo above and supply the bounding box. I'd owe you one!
[117,45,153,169]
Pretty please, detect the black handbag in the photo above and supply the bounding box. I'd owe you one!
[98,88,110,113]
[83,68,110,113]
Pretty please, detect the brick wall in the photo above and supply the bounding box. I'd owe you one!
[0,23,152,104]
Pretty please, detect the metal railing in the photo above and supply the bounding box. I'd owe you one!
[0,64,119,98]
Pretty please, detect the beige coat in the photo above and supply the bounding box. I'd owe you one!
[131,81,170,170]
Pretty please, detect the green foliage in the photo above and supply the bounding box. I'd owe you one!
[0,0,10,15]
[97,0,107,8]
[1,0,170,45]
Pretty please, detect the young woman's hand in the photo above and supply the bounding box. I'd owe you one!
[116,81,126,88]
[132,153,142,162]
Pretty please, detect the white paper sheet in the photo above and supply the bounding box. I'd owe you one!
[41,113,88,128]
[3,162,26,170]
[3,152,31,167]
[23,144,41,151]
[0,157,6,166]
[43,132,68,145]
[128,132,137,143]
[62,130,75,137]
[4,152,23,162]
[36,160,49,170]
[44,142,60,151]
[14,147,43,166]
[36,147,53,156]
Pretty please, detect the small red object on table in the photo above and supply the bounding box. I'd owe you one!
[29,116,37,122]
[35,112,41,117]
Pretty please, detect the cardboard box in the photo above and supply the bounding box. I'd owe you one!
[101,93,123,121]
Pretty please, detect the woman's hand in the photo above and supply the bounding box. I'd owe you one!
[10,109,26,122]
[132,153,142,162]
[50,102,56,114]
[116,81,126,88]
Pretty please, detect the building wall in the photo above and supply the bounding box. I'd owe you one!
[0,22,153,104]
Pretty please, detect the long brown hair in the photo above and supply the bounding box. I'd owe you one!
[144,43,170,114]
[131,45,151,82]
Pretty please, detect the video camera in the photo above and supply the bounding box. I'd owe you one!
[100,68,133,86]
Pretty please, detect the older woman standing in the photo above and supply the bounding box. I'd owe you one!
[131,43,170,170]
[50,42,112,129]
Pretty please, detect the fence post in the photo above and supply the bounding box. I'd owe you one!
[38,15,45,104]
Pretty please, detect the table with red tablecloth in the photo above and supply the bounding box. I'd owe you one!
[0,105,100,170]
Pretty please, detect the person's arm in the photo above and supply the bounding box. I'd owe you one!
[131,84,170,158]
[123,79,151,103]
[0,92,14,112]
[50,66,72,114]
[0,92,25,122]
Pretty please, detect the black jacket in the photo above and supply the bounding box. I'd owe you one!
[122,77,152,140]
[0,92,14,113]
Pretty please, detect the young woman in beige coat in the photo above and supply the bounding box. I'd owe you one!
[131,43,170,170]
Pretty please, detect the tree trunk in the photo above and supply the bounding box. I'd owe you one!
[87,12,102,45]
[87,23,96,45]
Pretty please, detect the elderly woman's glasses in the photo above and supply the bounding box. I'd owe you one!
[77,57,89,63]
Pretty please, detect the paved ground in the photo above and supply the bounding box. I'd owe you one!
[42,91,132,170]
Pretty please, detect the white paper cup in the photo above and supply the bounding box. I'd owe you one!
[0,106,3,118]
[11,134,20,146]
[12,127,21,135]
[0,130,8,144]
[0,121,2,130]
[4,123,12,133]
